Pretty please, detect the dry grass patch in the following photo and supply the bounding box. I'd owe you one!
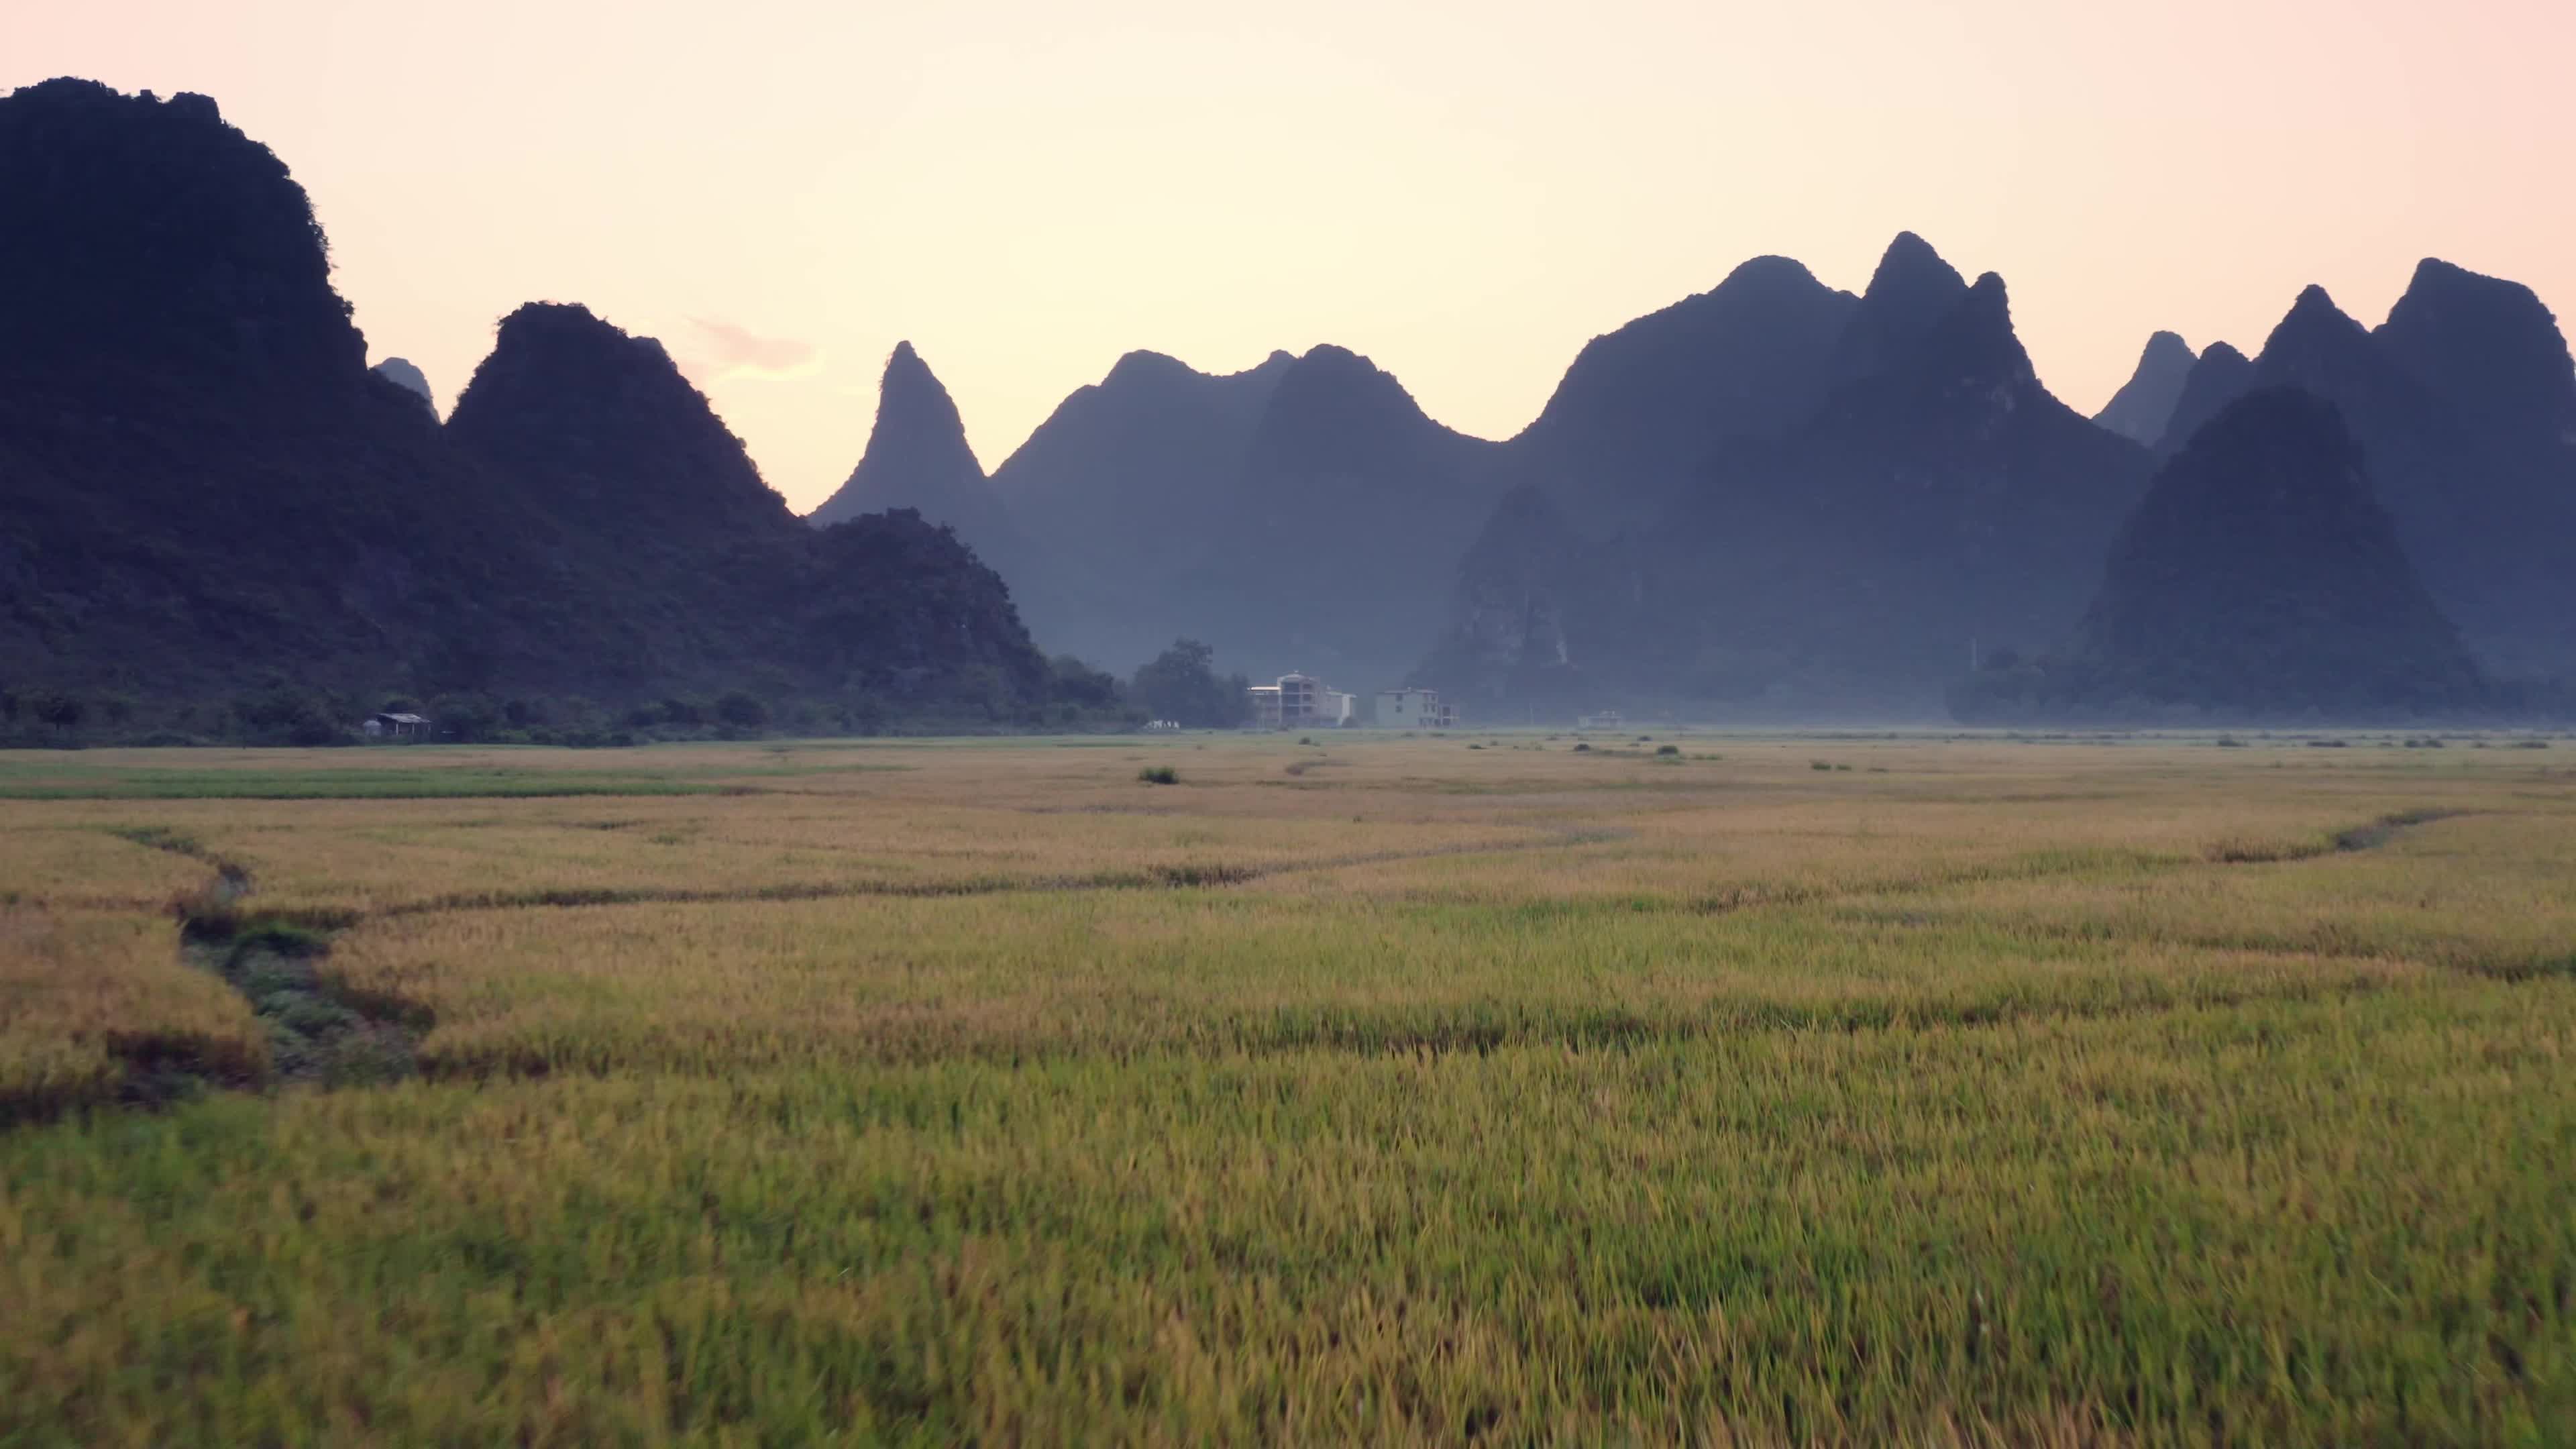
[0,908,267,1122]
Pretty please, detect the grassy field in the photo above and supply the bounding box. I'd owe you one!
[3,731,2572,1444]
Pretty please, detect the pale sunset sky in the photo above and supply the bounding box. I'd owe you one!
[15,0,2572,513]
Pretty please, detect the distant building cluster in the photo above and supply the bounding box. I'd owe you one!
[1242,676,1458,730]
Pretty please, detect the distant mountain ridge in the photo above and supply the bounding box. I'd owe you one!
[1413,237,2153,714]
[2153,270,2576,675]
[8,76,2572,727]
[934,341,1504,687]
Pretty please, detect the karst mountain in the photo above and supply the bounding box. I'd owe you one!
[8,76,2573,727]
[0,78,1050,722]
[1955,388,2487,718]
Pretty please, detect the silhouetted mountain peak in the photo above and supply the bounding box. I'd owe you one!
[2094,331,2196,445]
[877,341,971,437]
[809,341,987,528]
[1719,253,1834,296]
[1831,232,1972,382]
[1509,252,1858,513]
[1263,345,1436,437]
[2059,386,2483,713]
[0,76,366,400]
[2377,257,2576,451]
[1,79,1054,718]
[1099,349,1192,388]
[1095,347,1298,394]
[2267,285,2370,355]
[2399,257,2484,299]
[370,357,435,409]
[1291,341,1375,375]
[2157,340,2256,453]
[2236,286,2418,435]
[1937,272,2038,386]
[1868,232,1966,306]
[471,302,698,408]
[1841,270,2040,425]
[448,302,790,539]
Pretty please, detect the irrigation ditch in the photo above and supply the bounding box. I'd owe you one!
[121,828,428,1108]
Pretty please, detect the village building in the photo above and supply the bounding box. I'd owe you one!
[1246,673,1358,730]
[1378,686,1456,731]
[362,711,429,741]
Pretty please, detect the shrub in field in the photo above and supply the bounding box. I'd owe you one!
[1137,765,1179,785]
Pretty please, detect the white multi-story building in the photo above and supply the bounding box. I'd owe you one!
[1377,687,1455,731]
[1248,674,1359,729]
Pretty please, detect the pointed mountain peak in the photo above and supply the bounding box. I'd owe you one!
[1831,233,1973,383]
[2251,287,2379,392]
[1868,232,1964,302]
[809,341,987,528]
[2275,285,2365,341]
[874,339,965,422]
[1875,228,1947,287]
[2093,331,2198,446]
[873,340,968,429]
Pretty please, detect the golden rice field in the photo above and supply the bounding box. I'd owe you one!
[3,731,2573,1445]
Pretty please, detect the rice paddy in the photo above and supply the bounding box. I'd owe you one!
[3,732,2572,1444]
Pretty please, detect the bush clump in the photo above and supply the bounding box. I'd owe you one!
[1137,765,1179,786]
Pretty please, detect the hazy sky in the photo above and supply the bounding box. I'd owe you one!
[17,1,2573,512]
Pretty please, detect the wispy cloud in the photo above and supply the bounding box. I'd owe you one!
[686,318,823,383]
